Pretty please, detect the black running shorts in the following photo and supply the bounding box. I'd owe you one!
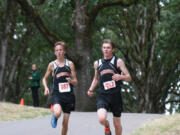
[97,90,123,117]
[52,91,75,114]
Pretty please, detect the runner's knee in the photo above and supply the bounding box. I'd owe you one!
[98,116,106,125]
[53,104,62,118]
[54,111,61,118]
[97,108,107,125]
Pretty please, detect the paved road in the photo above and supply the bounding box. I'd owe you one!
[0,112,162,135]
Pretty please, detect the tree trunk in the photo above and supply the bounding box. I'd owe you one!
[0,0,17,100]
[73,1,96,111]
[3,26,32,101]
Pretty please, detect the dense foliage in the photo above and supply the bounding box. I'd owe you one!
[0,0,179,113]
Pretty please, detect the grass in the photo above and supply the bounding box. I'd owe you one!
[0,102,52,121]
[130,113,180,135]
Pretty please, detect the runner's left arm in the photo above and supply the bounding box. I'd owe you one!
[66,61,78,86]
[112,58,131,82]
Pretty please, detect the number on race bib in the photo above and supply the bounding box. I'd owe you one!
[103,80,116,90]
[58,82,70,93]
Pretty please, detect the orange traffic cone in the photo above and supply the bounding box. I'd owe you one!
[19,98,24,106]
[50,104,53,111]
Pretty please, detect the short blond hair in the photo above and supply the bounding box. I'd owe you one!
[54,41,66,50]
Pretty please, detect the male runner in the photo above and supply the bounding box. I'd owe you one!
[87,39,131,135]
[42,41,78,135]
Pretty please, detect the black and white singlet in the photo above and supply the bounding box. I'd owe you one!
[98,56,122,94]
[52,59,73,93]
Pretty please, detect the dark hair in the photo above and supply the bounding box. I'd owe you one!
[101,39,115,49]
[54,41,66,50]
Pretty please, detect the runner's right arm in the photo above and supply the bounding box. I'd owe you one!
[42,62,53,96]
[87,61,99,97]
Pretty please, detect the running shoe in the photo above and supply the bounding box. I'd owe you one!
[105,126,112,135]
[51,114,58,128]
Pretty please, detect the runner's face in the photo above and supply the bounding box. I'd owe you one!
[54,45,65,58]
[102,43,114,58]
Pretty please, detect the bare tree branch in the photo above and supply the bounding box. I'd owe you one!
[15,0,60,43]
[89,0,137,21]
[36,0,46,5]
[15,0,79,62]
[165,100,180,104]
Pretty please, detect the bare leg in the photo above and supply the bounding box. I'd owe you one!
[53,104,62,119]
[97,108,109,127]
[113,117,122,135]
[61,113,70,135]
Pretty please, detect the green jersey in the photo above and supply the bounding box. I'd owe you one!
[29,70,40,87]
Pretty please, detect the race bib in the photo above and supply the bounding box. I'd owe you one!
[58,82,70,93]
[103,80,116,90]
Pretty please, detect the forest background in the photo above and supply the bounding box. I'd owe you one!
[0,0,179,114]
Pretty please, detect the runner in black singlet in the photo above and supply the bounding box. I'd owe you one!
[42,41,78,135]
[88,39,131,135]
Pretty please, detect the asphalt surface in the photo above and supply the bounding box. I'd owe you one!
[0,112,163,135]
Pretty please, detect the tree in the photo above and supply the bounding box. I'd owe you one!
[1,0,178,113]
[13,0,136,111]
[0,0,18,100]
[0,0,49,102]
